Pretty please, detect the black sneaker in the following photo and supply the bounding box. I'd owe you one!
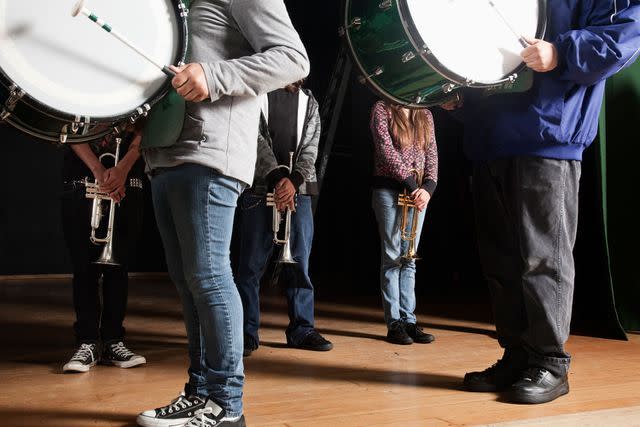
[63,343,99,373]
[137,387,206,427]
[102,341,146,368]
[405,323,435,344]
[463,357,525,392]
[288,330,333,351]
[184,399,246,427]
[386,321,413,345]
[243,335,258,357]
[507,367,569,404]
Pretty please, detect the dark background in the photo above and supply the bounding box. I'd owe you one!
[0,1,622,337]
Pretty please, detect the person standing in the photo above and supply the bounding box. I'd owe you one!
[236,81,333,357]
[136,1,309,426]
[370,101,439,345]
[454,0,640,404]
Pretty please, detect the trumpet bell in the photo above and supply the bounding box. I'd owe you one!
[277,239,297,264]
[94,239,120,266]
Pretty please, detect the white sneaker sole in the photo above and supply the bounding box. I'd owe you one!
[63,360,97,373]
[136,413,191,427]
[104,355,147,369]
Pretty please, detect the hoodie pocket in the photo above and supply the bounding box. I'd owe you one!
[178,113,205,145]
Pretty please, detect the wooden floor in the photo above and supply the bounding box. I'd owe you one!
[1,276,639,427]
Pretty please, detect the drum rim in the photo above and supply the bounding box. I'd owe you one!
[0,0,189,141]
[397,0,548,87]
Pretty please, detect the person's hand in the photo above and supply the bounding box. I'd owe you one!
[101,166,127,194]
[411,188,431,212]
[110,185,127,203]
[441,93,463,110]
[91,166,107,186]
[275,178,296,212]
[170,63,210,102]
[521,38,558,72]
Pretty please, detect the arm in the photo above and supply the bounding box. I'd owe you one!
[554,0,640,85]
[370,102,418,191]
[290,96,320,190]
[71,143,105,183]
[172,0,309,102]
[422,110,438,197]
[102,131,142,201]
[255,113,286,189]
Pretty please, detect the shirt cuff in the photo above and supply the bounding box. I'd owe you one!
[403,176,419,192]
[267,168,287,190]
[421,179,437,196]
[290,171,305,190]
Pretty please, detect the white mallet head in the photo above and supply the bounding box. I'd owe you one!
[71,0,86,17]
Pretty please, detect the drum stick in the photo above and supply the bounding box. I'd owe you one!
[487,1,529,48]
[71,0,176,77]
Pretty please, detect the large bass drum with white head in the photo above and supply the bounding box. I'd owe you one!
[343,0,547,107]
[0,0,188,143]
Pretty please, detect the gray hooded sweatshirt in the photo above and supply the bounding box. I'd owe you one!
[143,0,310,186]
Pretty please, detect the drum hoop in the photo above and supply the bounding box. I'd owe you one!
[396,0,548,88]
[342,0,426,108]
[0,0,189,127]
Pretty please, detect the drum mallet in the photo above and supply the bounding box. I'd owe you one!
[71,0,176,77]
[487,1,530,49]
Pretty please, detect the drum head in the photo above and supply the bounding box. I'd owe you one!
[402,0,543,85]
[0,0,181,120]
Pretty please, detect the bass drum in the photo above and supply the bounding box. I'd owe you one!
[343,0,547,107]
[0,0,188,143]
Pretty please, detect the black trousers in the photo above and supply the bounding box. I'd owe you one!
[472,157,581,376]
[61,183,143,344]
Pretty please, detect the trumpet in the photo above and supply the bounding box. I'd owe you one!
[266,152,297,264]
[84,137,122,266]
[398,169,423,261]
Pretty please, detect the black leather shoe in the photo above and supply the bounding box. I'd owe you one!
[507,367,569,404]
[386,321,413,345]
[463,358,525,392]
[289,330,333,351]
[243,335,258,357]
[405,323,435,344]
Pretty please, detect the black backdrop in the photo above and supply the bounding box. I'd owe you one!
[0,1,625,338]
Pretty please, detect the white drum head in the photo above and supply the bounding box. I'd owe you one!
[404,0,540,84]
[0,0,180,118]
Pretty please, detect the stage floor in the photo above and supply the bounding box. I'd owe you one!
[1,276,639,427]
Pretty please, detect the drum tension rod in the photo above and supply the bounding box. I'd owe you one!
[1,85,25,121]
[379,0,393,10]
[338,17,362,36]
[357,66,384,84]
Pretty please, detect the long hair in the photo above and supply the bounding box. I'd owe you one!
[387,103,431,152]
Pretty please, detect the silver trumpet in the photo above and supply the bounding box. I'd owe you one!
[84,137,122,266]
[266,152,297,264]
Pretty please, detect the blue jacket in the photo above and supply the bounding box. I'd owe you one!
[463,0,640,162]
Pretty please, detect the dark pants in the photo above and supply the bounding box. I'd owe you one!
[61,183,143,344]
[236,193,315,345]
[472,157,581,376]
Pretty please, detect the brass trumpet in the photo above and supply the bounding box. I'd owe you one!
[84,137,122,266]
[398,169,423,261]
[266,152,297,264]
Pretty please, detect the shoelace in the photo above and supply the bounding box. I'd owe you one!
[70,344,96,362]
[186,407,217,427]
[482,359,508,374]
[522,368,546,382]
[158,395,196,416]
[109,342,135,359]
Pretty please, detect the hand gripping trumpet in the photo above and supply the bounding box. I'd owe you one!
[398,169,423,261]
[266,152,297,264]
[84,137,122,266]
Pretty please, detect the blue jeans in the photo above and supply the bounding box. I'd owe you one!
[236,193,315,345]
[372,188,426,328]
[151,164,244,417]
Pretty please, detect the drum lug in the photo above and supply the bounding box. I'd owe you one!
[357,66,384,84]
[507,73,518,84]
[70,116,92,135]
[178,1,189,18]
[401,52,416,63]
[1,85,25,122]
[339,17,363,36]
[379,0,393,10]
[130,104,151,124]
[60,125,69,144]
[442,83,458,94]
